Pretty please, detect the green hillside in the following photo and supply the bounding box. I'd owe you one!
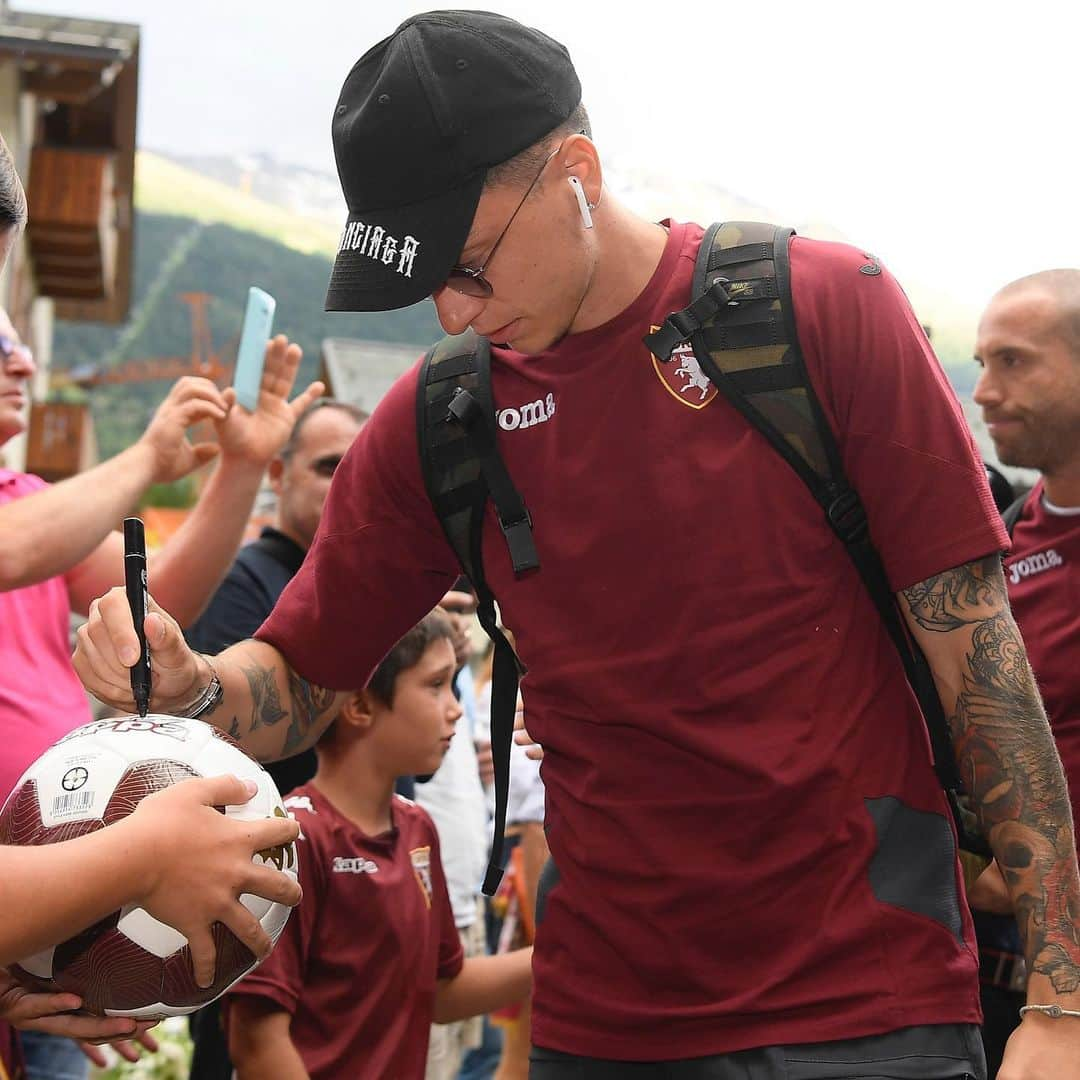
[134,151,340,256]
[53,153,980,460]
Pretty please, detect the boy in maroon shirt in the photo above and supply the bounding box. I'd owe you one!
[225,611,532,1079]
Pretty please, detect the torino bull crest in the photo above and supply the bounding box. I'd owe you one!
[649,327,718,410]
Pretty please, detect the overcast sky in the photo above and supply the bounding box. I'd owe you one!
[18,0,1079,311]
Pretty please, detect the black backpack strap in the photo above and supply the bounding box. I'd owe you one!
[416,332,539,893]
[417,331,539,581]
[1002,492,1028,538]
[645,222,987,857]
[475,602,522,895]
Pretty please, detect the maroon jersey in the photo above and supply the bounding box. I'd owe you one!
[259,223,1006,1059]
[1006,483,1080,825]
[227,785,462,1079]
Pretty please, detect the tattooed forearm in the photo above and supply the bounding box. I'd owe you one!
[903,556,1080,993]
[198,651,334,756]
[950,619,1067,832]
[282,670,337,755]
[952,615,1079,991]
[901,554,1001,632]
[241,664,288,733]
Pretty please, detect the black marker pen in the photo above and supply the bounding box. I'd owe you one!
[123,517,151,717]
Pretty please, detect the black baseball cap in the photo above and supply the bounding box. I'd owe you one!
[325,10,581,313]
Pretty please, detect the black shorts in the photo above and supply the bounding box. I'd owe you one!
[529,1023,985,1080]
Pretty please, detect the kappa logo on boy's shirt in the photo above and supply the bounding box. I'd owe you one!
[332,856,379,875]
[410,846,433,908]
[1008,548,1065,586]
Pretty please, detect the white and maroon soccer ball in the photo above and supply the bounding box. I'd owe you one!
[0,715,296,1018]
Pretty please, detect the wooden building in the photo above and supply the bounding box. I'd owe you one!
[0,3,139,474]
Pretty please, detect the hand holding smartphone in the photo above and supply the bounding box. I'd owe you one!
[233,286,276,412]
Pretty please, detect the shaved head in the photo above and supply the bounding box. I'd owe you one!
[993,269,1080,359]
[975,269,1080,481]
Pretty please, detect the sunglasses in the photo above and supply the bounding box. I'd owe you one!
[0,335,32,367]
[443,143,564,300]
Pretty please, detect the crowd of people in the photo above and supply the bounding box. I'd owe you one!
[0,8,1079,1080]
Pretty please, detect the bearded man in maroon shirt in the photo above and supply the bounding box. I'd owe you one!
[972,269,1080,1075]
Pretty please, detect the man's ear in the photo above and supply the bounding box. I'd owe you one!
[268,455,286,497]
[561,132,602,210]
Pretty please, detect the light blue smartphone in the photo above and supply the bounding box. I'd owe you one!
[234,286,276,411]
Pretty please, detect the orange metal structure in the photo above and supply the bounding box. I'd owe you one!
[66,293,235,388]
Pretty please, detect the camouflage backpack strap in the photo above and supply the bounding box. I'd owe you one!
[645,224,986,858]
[645,221,882,564]
[416,331,538,896]
[646,221,842,495]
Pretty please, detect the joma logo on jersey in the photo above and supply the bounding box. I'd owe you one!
[1009,549,1064,585]
[648,327,718,410]
[496,393,556,432]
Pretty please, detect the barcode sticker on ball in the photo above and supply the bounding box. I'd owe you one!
[51,791,95,817]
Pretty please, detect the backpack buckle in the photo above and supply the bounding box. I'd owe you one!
[447,386,482,427]
[668,309,702,341]
[499,510,540,574]
[825,488,869,545]
[644,279,735,362]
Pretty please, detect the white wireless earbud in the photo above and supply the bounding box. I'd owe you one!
[568,176,594,229]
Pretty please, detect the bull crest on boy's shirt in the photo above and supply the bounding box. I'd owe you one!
[648,327,718,410]
[410,846,433,907]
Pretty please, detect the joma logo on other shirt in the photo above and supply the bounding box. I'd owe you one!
[496,393,556,432]
[1009,549,1064,585]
